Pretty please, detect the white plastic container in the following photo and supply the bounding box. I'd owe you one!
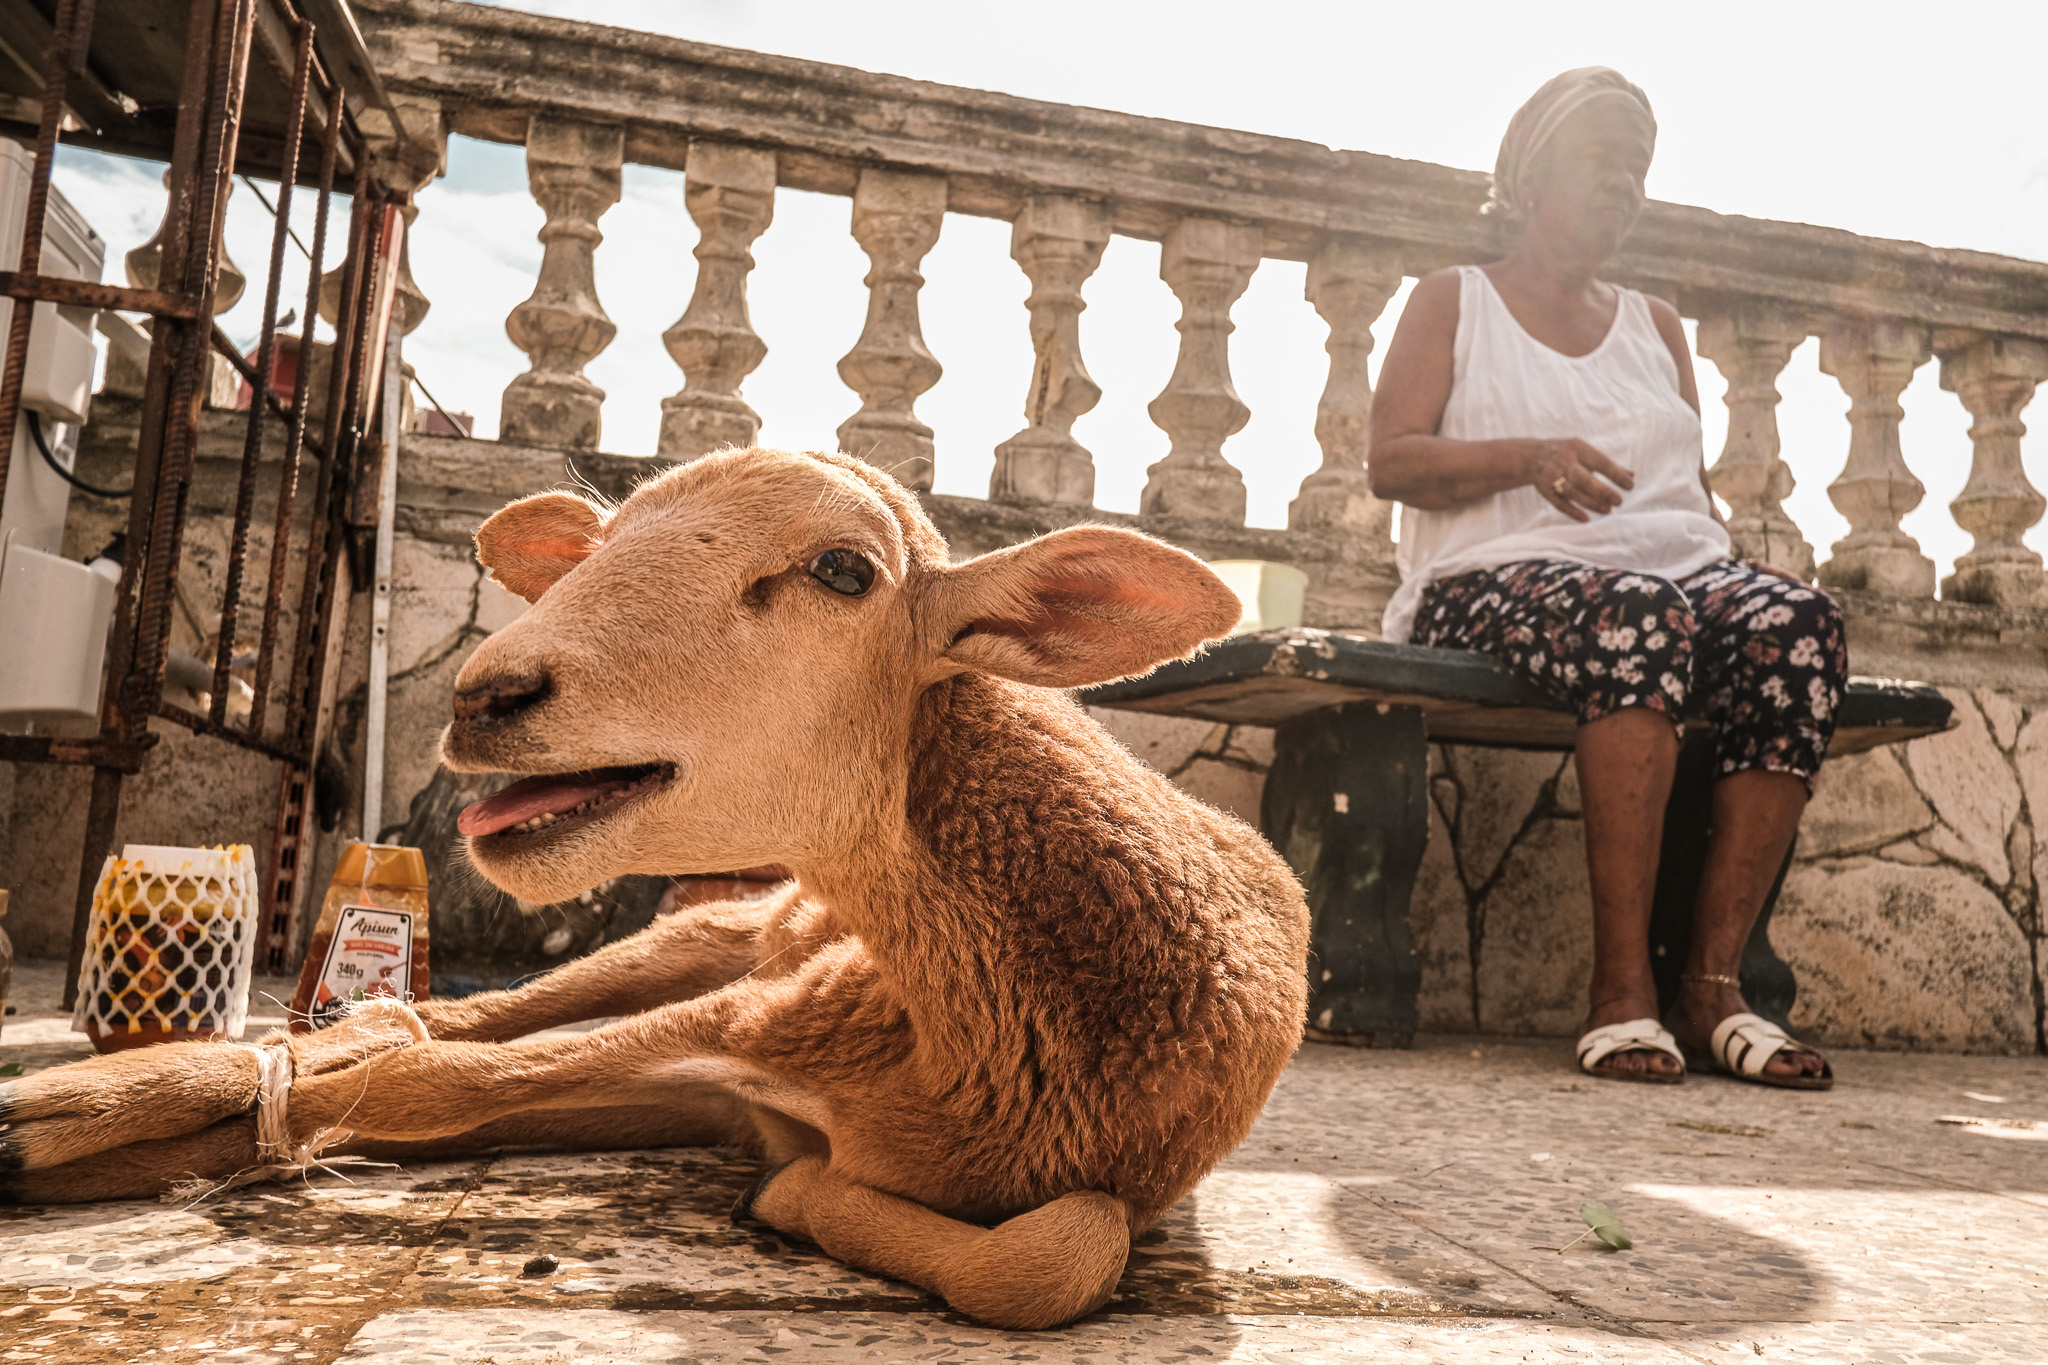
[0,534,115,733]
[0,137,111,734]
[0,137,106,428]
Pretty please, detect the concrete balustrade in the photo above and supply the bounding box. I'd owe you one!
[356,0,2048,625]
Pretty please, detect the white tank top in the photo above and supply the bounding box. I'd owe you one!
[1379,266,1731,642]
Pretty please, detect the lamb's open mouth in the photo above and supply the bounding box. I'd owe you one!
[457,762,674,842]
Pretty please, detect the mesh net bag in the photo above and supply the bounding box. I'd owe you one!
[71,843,260,1048]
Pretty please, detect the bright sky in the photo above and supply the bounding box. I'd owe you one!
[51,0,2048,584]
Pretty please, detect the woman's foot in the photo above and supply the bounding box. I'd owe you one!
[1665,978,1830,1085]
[1579,990,1684,1082]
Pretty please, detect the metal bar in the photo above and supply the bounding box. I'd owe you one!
[239,173,312,260]
[61,766,122,1014]
[208,321,294,425]
[205,323,328,458]
[0,273,201,318]
[212,19,313,724]
[152,700,310,764]
[260,762,312,970]
[101,0,223,745]
[362,321,402,838]
[251,66,341,736]
[282,177,372,746]
[272,198,383,960]
[0,0,84,524]
[250,0,336,161]
[125,0,256,739]
[0,734,152,768]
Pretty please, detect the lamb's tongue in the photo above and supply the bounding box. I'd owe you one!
[458,771,628,837]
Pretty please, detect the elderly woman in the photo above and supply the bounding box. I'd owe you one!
[1369,68,1839,1088]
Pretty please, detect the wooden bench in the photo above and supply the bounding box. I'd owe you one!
[1081,629,1955,1047]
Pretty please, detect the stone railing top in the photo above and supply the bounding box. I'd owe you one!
[356,0,2048,340]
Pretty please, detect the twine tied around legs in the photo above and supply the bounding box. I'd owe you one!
[164,996,429,1205]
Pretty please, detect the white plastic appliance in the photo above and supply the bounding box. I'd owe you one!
[0,137,111,735]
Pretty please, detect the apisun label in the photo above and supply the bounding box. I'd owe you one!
[308,903,414,1028]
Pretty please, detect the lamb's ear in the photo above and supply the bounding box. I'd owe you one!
[474,491,608,603]
[929,526,1243,688]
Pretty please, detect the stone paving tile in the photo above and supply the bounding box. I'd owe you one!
[1640,1320,2048,1363]
[3,1005,2043,1363]
[335,1307,1699,1363]
[0,1161,486,1363]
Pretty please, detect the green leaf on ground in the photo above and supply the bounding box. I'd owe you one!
[1581,1202,1632,1249]
[0,1062,22,1077]
[1558,1201,1632,1253]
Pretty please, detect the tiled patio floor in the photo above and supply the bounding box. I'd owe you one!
[3,963,2043,1363]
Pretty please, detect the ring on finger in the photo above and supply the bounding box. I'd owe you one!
[1550,475,1570,498]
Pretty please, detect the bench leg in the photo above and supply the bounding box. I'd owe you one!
[1648,732,1799,1032]
[1262,703,1428,1048]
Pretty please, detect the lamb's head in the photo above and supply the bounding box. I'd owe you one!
[445,447,1242,903]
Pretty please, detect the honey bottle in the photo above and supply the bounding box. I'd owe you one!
[290,842,432,1033]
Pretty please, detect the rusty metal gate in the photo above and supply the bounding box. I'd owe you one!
[0,0,399,999]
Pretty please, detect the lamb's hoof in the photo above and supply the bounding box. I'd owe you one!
[0,1043,263,1175]
[730,1161,792,1225]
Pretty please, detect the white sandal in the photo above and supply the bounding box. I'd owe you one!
[1576,1018,1685,1084]
[1705,1012,1834,1090]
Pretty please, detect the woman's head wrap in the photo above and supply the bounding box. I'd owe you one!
[1484,67,1656,220]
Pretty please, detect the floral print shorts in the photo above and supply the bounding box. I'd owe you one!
[1413,558,1848,783]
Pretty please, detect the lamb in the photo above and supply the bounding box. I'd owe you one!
[0,446,1310,1330]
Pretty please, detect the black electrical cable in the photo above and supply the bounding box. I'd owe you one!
[29,409,131,498]
[410,371,468,437]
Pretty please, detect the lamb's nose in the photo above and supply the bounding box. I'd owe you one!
[452,671,551,725]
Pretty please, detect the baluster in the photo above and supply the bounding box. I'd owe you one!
[1142,218,1261,525]
[365,95,445,334]
[659,141,776,457]
[314,95,446,338]
[501,115,624,451]
[1937,335,2048,605]
[115,172,246,403]
[837,168,946,491]
[1816,318,1934,597]
[1696,303,1815,579]
[989,195,1111,506]
[1290,240,1403,539]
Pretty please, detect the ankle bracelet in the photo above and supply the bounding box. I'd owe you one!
[1681,971,1741,988]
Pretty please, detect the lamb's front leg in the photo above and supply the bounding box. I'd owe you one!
[0,1003,427,1175]
[282,969,823,1146]
[0,971,799,1197]
[0,908,808,1181]
[417,892,790,1041]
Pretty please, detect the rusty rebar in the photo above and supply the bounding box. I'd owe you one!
[61,765,124,1014]
[125,0,255,736]
[0,0,85,522]
[282,174,376,746]
[250,70,341,737]
[100,0,220,744]
[260,761,310,969]
[208,320,326,447]
[211,15,312,725]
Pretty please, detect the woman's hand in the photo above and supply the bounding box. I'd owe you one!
[1526,439,1634,521]
[1743,559,1809,584]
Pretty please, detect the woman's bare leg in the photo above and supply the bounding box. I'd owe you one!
[1574,708,1682,1078]
[1664,770,1828,1080]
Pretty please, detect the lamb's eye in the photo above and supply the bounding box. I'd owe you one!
[807,549,875,597]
